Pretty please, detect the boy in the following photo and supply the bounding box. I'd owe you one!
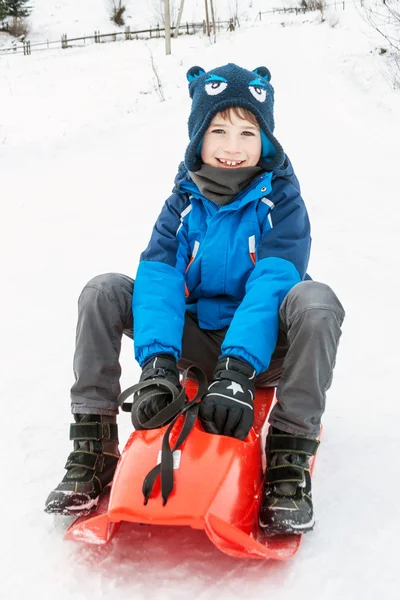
[45,64,345,535]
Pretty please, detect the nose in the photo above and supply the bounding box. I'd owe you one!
[222,134,242,155]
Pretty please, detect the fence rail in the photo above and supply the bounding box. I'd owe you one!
[0,19,234,57]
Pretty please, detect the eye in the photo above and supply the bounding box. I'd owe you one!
[249,85,267,102]
[205,81,228,96]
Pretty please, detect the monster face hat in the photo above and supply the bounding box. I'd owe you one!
[184,63,285,173]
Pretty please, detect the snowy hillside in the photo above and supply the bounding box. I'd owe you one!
[2,0,289,42]
[1,1,399,599]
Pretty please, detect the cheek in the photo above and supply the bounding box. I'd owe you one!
[200,136,215,162]
[253,137,262,155]
[247,138,262,164]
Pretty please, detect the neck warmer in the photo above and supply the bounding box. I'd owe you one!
[189,164,263,206]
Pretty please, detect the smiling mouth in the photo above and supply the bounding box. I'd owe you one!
[216,158,246,168]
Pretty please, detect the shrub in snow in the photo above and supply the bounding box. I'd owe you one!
[300,0,326,17]
[108,0,126,27]
[8,17,28,36]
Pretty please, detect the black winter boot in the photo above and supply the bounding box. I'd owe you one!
[44,414,120,516]
[259,427,319,535]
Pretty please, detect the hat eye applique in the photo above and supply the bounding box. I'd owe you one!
[248,78,267,102]
[205,74,228,96]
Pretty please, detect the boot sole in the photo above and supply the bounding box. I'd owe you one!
[259,513,315,536]
[44,493,99,516]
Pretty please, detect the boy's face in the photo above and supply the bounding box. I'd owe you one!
[200,110,262,169]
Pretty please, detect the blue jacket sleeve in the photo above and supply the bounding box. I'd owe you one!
[221,177,311,374]
[133,191,191,366]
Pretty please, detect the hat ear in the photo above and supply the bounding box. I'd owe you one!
[186,66,206,82]
[253,66,271,82]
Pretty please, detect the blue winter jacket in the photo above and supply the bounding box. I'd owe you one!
[133,156,311,375]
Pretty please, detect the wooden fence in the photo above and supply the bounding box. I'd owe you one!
[0,19,234,57]
[1,2,364,57]
[258,0,362,19]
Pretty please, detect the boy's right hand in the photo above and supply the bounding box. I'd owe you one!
[133,354,180,426]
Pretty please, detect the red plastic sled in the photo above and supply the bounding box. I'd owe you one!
[65,382,314,560]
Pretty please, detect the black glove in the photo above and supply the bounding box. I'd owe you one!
[199,356,256,440]
[133,354,180,426]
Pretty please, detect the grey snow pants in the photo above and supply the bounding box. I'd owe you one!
[71,274,345,438]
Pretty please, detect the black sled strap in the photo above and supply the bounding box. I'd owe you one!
[142,365,208,505]
[117,365,208,506]
[118,378,186,430]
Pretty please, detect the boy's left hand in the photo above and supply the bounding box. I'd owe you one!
[199,357,256,440]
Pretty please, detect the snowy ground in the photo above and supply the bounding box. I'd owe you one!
[1,1,399,599]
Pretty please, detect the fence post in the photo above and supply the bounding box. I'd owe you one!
[343,1,345,9]
[150,26,152,38]
[156,24,160,38]
[125,26,130,40]
[186,21,189,34]
[259,11,261,21]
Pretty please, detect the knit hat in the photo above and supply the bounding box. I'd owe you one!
[184,63,285,173]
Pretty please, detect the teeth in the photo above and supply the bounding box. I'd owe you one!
[219,159,243,166]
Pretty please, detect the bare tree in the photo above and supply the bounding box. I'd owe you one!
[363,1,400,87]
[152,1,177,26]
[204,0,210,37]
[174,0,185,38]
[165,0,171,54]
[364,0,400,53]
[228,0,240,27]
[209,0,217,42]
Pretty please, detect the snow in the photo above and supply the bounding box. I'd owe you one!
[1,0,399,598]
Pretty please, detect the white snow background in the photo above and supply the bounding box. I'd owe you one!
[1,1,399,598]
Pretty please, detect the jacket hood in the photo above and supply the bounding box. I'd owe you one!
[184,63,285,172]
